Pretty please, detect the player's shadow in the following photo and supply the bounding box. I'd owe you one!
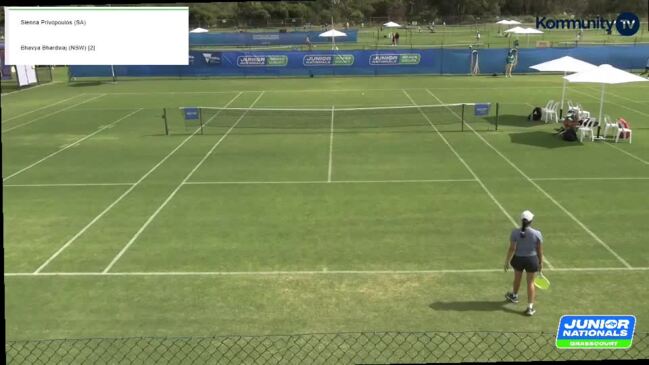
[509,131,583,149]
[484,114,540,129]
[69,81,104,87]
[429,301,525,315]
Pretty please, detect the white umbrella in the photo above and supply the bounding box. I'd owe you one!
[318,29,347,38]
[189,27,209,33]
[503,26,525,33]
[383,21,401,28]
[504,27,543,47]
[497,20,522,25]
[518,27,543,34]
[564,64,648,124]
[530,56,597,116]
[318,29,347,50]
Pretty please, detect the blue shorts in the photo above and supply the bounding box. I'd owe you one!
[510,255,539,273]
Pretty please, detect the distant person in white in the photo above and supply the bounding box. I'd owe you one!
[504,210,544,316]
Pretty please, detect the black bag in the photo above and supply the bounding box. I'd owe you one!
[562,128,578,141]
[528,107,543,121]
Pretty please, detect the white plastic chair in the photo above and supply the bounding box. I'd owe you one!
[615,120,633,144]
[567,100,577,110]
[578,118,596,142]
[541,100,554,119]
[577,103,590,119]
[602,115,618,139]
[543,101,559,123]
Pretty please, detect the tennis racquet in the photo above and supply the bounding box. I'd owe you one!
[534,271,550,290]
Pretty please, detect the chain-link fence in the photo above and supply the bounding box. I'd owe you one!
[6,331,648,364]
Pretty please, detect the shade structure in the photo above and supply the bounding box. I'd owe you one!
[564,64,648,125]
[504,27,543,47]
[505,27,543,34]
[189,27,209,33]
[383,21,401,28]
[318,29,347,38]
[497,20,522,25]
[318,29,347,50]
[503,26,525,33]
[530,56,597,115]
[518,27,543,34]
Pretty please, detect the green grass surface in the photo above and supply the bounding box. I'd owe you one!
[3,72,649,349]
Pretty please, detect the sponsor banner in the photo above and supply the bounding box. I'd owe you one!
[303,54,355,66]
[369,53,421,65]
[474,103,490,116]
[183,107,200,121]
[237,55,288,67]
[201,52,221,65]
[251,34,280,42]
[556,315,636,349]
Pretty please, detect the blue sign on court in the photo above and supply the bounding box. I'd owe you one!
[183,108,200,120]
[474,103,490,116]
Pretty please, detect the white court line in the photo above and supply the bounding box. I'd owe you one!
[2,94,85,124]
[570,88,649,118]
[7,177,647,188]
[328,106,335,182]
[3,109,142,182]
[5,266,649,277]
[427,89,632,269]
[0,81,61,97]
[604,143,649,166]
[403,90,554,269]
[2,94,106,134]
[585,86,649,105]
[103,92,265,274]
[567,89,649,166]
[185,179,477,185]
[85,86,566,96]
[4,183,135,187]
[532,176,649,181]
[33,92,245,274]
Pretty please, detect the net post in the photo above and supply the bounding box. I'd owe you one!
[199,108,204,135]
[162,108,168,136]
[495,103,499,131]
[461,104,465,132]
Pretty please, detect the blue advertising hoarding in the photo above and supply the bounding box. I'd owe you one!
[69,45,649,78]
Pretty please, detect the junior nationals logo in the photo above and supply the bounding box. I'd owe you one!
[556,315,636,349]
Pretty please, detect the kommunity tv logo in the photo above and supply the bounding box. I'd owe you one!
[536,12,641,36]
[556,315,637,349]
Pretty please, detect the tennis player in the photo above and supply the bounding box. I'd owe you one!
[504,51,515,78]
[504,210,544,316]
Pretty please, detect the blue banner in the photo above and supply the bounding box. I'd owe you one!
[556,315,636,349]
[69,45,649,78]
[183,108,199,121]
[474,103,491,116]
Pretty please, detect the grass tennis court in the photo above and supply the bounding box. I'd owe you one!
[3,70,649,345]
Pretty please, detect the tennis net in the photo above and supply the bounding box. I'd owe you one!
[162,103,496,135]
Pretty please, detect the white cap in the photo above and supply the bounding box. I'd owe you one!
[521,210,534,221]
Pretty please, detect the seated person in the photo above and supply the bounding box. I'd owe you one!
[556,110,580,134]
